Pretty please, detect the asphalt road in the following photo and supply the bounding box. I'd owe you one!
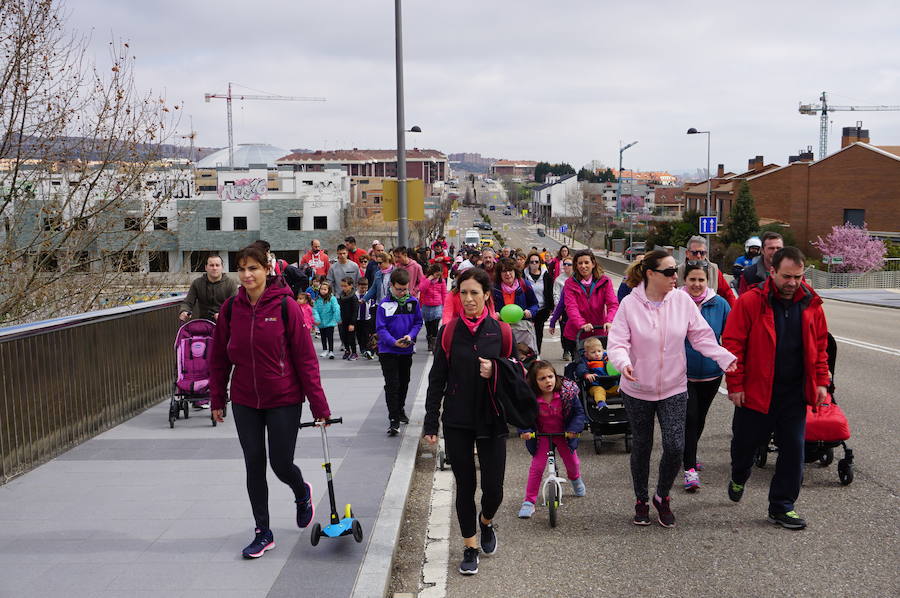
[434,277,899,596]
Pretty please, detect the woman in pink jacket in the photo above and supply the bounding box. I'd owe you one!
[419,263,448,352]
[607,250,736,529]
[562,250,619,344]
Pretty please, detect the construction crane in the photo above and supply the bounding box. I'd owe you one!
[798,91,900,160]
[204,82,326,167]
[178,117,197,163]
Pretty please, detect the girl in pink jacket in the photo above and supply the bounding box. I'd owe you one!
[607,250,735,529]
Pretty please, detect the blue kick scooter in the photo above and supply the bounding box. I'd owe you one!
[299,417,364,546]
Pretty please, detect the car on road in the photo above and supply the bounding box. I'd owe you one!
[624,242,646,261]
[480,236,494,247]
[503,209,512,215]
[489,205,496,211]
[537,228,546,237]
[474,221,492,230]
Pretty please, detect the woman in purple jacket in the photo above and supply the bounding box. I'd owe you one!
[210,244,332,560]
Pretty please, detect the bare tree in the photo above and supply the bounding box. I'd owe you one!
[0,0,181,324]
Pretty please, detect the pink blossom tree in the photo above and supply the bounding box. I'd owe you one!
[813,223,886,272]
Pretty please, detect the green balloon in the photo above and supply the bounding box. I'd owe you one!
[499,303,524,323]
[606,361,619,376]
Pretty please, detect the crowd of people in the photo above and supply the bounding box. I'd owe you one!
[180,230,829,576]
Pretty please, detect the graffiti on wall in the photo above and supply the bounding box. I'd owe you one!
[219,178,267,201]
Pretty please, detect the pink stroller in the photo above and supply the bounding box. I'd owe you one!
[170,319,219,428]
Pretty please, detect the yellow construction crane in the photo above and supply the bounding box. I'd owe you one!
[204,82,326,167]
[799,91,900,160]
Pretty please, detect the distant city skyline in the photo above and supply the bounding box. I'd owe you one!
[70,1,900,174]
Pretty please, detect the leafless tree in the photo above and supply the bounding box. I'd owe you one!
[0,0,181,324]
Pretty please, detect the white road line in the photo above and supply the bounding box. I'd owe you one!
[833,335,900,357]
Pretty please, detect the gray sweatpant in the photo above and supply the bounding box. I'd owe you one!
[622,391,688,502]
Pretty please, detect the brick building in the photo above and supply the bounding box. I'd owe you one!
[489,160,538,180]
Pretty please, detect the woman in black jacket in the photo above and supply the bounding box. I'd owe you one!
[424,267,509,577]
[523,250,554,353]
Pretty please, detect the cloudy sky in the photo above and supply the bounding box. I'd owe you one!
[70,0,900,174]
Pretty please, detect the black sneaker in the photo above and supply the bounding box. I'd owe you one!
[295,482,315,528]
[652,494,675,528]
[242,528,275,559]
[768,510,807,530]
[458,546,479,575]
[633,499,651,525]
[398,410,410,425]
[728,480,745,503]
[478,514,497,555]
[387,421,399,436]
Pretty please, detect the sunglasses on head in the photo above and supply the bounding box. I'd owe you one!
[652,267,679,277]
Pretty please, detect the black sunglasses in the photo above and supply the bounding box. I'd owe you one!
[688,249,707,256]
[529,259,540,264]
[652,267,679,277]
[562,261,573,266]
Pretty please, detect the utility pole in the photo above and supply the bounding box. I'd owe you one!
[616,141,638,220]
[394,0,408,248]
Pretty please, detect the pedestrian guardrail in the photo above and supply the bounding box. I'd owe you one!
[0,297,184,484]
[805,267,900,289]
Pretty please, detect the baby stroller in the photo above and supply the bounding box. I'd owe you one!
[563,327,630,454]
[170,319,220,428]
[754,333,854,485]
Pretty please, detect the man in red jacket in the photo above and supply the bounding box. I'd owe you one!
[722,247,829,530]
[300,239,330,276]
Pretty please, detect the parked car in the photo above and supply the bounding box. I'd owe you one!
[624,242,646,261]
[537,228,546,237]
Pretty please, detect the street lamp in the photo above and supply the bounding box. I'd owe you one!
[615,141,638,220]
[686,128,712,243]
[395,0,412,248]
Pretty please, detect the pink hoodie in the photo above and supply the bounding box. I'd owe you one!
[607,282,735,402]
[418,276,448,307]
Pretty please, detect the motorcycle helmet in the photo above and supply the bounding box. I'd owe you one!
[744,236,761,252]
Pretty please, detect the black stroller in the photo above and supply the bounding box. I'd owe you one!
[563,328,630,454]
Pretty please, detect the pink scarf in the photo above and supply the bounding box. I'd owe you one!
[500,279,521,295]
[580,275,594,287]
[460,307,488,335]
[380,265,393,275]
[682,285,710,305]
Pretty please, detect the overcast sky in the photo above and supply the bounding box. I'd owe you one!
[70,0,900,174]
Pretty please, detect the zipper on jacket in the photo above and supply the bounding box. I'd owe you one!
[250,302,262,408]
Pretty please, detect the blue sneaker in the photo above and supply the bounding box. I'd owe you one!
[518,501,535,518]
[296,482,315,528]
[571,477,586,497]
[595,400,608,409]
[242,528,274,558]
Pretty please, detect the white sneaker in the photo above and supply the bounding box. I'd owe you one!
[328,351,335,359]
[320,350,328,358]
[684,468,700,492]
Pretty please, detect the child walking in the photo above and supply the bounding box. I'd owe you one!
[337,277,360,360]
[418,263,448,352]
[376,268,423,436]
[517,361,586,518]
[356,278,376,359]
[573,336,619,409]
[296,292,315,329]
[313,280,340,359]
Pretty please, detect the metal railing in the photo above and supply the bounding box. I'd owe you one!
[0,297,184,484]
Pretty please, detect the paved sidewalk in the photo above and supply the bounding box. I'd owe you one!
[817,288,900,309]
[0,343,430,598]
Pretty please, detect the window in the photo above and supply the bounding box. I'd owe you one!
[153,216,168,230]
[105,251,139,273]
[843,209,865,227]
[189,251,214,272]
[148,251,170,272]
[124,217,141,231]
[361,191,368,199]
[278,250,299,265]
[303,180,314,186]
[233,216,248,230]
[36,252,58,272]
[227,251,240,272]
[206,217,221,231]
[199,185,217,191]
[313,216,327,230]
[287,216,302,230]
[72,251,91,273]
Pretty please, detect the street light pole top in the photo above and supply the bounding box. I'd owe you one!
[686,128,709,135]
[408,125,422,133]
[620,140,639,152]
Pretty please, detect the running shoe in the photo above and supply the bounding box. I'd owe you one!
[387,421,399,437]
[319,350,329,358]
[328,351,335,360]
[633,499,651,525]
[571,477,586,497]
[458,546,479,575]
[478,514,497,555]
[518,501,535,518]
[349,352,359,361]
[398,410,409,425]
[295,482,315,528]
[728,480,745,502]
[768,510,807,530]
[342,351,350,360]
[684,468,701,492]
[242,528,274,559]
[652,494,675,528]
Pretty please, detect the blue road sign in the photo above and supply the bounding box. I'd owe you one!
[699,216,718,235]
[559,224,569,233]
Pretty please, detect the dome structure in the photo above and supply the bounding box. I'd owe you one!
[196,143,289,168]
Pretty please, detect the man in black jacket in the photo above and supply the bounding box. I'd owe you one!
[179,254,238,322]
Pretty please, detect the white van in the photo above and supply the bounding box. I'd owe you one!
[464,229,481,247]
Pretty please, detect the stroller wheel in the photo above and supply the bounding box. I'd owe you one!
[754,446,768,468]
[183,401,190,420]
[818,447,834,467]
[169,413,175,428]
[838,459,854,485]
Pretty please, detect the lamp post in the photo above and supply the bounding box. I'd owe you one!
[395,0,410,248]
[615,141,638,220]
[686,127,711,244]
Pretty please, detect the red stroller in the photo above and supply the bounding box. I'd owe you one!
[170,319,219,428]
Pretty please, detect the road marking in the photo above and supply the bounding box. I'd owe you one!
[833,335,900,357]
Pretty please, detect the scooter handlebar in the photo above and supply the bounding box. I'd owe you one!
[299,417,343,428]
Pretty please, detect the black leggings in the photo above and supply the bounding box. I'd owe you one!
[232,403,308,531]
[533,312,548,353]
[319,326,334,352]
[443,427,506,538]
[622,391,688,501]
[339,323,357,354]
[684,377,722,470]
[424,317,440,341]
[356,319,373,351]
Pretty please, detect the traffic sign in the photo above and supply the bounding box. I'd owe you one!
[823,255,844,264]
[699,216,718,235]
[559,225,569,233]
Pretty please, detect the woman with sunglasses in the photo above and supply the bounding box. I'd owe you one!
[523,251,554,353]
[608,250,736,529]
[677,236,736,307]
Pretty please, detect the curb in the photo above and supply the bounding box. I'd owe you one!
[818,295,900,310]
[351,353,434,598]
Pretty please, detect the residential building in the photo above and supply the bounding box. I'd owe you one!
[531,174,579,219]
[612,169,677,185]
[489,159,539,180]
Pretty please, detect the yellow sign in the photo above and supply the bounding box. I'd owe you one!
[382,179,425,221]
[449,228,457,237]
